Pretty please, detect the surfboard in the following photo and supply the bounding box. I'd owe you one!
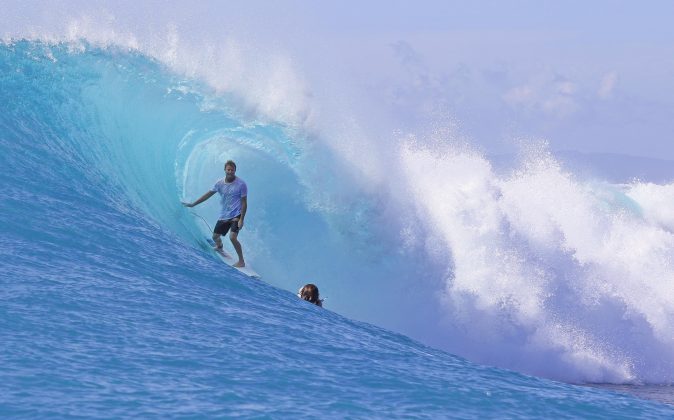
[206,238,261,279]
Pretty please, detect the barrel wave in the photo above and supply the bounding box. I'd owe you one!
[2,40,674,417]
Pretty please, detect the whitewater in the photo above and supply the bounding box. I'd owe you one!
[2,38,674,417]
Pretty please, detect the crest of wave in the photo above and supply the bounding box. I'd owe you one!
[401,141,674,383]
[6,13,312,128]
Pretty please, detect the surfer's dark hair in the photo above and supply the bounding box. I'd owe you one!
[225,160,237,170]
[299,284,322,307]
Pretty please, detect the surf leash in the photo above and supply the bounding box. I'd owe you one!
[190,211,213,231]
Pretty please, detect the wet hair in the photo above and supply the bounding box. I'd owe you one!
[298,284,322,307]
[224,160,237,171]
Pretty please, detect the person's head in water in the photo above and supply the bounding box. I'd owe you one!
[224,160,236,182]
[298,284,322,307]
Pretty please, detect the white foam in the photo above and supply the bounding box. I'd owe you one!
[402,142,674,383]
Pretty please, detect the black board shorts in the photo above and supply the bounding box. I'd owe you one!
[214,217,241,235]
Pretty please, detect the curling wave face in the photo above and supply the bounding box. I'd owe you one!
[2,40,674,388]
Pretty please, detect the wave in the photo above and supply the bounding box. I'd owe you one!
[2,39,674,385]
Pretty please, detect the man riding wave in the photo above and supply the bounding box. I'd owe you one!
[183,160,247,268]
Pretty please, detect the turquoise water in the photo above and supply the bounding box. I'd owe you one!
[2,41,674,418]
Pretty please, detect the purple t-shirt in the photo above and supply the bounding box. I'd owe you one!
[210,177,247,220]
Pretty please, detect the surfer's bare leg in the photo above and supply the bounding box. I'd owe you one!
[229,231,245,267]
[212,232,223,250]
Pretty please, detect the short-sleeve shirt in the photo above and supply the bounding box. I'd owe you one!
[210,177,247,220]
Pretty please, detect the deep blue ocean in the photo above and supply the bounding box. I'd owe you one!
[2,41,674,418]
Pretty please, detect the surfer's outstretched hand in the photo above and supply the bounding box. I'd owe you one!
[181,201,194,208]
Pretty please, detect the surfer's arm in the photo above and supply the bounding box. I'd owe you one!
[182,191,216,207]
[238,196,247,228]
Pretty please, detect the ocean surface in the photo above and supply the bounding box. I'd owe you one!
[2,40,674,418]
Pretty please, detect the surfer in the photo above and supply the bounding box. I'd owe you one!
[183,160,247,268]
[298,284,323,307]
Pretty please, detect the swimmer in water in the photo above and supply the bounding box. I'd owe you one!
[298,284,323,307]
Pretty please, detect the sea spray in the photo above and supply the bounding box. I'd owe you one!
[401,140,674,383]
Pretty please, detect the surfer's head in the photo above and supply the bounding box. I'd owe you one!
[224,160,237,182]
[298,284,322,307]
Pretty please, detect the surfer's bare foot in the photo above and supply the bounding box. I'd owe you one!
[233,261,245,268]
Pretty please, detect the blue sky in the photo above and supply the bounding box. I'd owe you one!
[3,0,674,159]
